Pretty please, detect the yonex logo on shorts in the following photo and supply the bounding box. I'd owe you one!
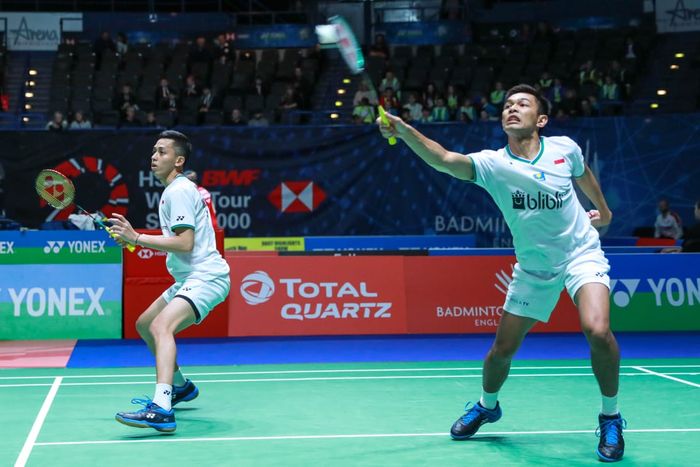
[176,216,185,221]
[240,271,275,305]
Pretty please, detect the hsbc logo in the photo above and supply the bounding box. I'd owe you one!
[138,249,154,259]
[241,271,275,305]
[44,241,65,254]
[268,181,326,213]
[137,248,166,260]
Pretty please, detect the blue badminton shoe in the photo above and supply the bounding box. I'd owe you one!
[596,413,626,462]
[450,401,502,440]
[172,379,199,407]
[115,397,176,432]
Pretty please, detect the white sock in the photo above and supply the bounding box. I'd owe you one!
[173,369,187,387]
[480,390,499,410]
[601,395,619,416]
[153,383,173,411]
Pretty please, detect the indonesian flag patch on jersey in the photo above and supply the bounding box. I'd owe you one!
[554,158,565,164]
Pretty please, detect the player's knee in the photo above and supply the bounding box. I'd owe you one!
[148,319,170,340]
[583,320,612,345]
[135,316,151,338]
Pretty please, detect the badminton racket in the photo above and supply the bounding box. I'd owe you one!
[34,168,136,252]
[321,15,397,145]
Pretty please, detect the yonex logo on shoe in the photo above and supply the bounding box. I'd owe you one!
[240,270,275,305]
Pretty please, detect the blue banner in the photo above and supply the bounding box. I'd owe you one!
[1,114,698,247]
[378,21,471,45]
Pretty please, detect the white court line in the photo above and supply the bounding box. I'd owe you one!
[3,371,700,389]
[33,427,700,447]
[632,366,700,388]
[2,364,699,381]
[14,377,62,467]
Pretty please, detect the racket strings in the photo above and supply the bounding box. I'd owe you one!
[35,171,75,210]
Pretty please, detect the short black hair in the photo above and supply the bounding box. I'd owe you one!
[157,130,192,159]
[505,84,551,116]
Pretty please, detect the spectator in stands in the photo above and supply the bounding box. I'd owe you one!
[554,108,570,121]
[418,107,434,123]
[189,36,211,64]
[431,97,450,122]
[379,70,401,98]
[116,32,128,55]
[479,109,491,122]
[116,84,139,115]
[213,33,233,60]
[560,88,580,117]
[198,88,214,124]
[292,67,312,107]
[655,198,683,240]
[538,72,553,91]
[579,60,601,86]
[69,110,92,129]
[490,81,506,107]
[94,31,115,59]
[156,78,175,110]
[480,96,500,120]
[278,85,300,123]
[250,76,268,98]
[383,97,400,116]
[145,111,159,127]
[600,76,620,101]
[227,108,246,126]
[682,200,700,252]
[403,92,423,122]
[369,33,390,60]
[458,98,477,123]
[46,111,67,131]
[445,84,461,118]
[548,78,565,111]
[379,87,399,110]
[624,37,637,61]
[120,105,142,127]
[579,98,599,117]
[248,111,269,127]
[352,97,376,124]
[400,108,412,124]
[422,82,438,110]
[353,80,378,106]
[183,75,200,98]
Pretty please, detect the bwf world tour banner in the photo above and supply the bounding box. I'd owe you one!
[1,115,698,246]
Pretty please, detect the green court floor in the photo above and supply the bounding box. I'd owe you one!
[3,359,700,466]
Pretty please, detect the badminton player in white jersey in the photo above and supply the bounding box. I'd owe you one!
[377,84,625,462]
[109,130,230,432]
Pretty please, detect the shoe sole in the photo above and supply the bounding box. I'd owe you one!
[115,414,176,433]
[172,386,199,407]
[596,448,623,462]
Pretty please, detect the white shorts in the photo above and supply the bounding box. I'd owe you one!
[161,275,231,324]
[504,247,610,322]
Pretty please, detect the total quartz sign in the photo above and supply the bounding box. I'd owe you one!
[229,256,408,336]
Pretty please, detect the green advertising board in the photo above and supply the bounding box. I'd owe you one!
[0,231,123,339]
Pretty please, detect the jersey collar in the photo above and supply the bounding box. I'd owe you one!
[506,136,544,165]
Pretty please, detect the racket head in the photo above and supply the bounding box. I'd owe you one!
[35,169,76,210]
[329,15,365,74]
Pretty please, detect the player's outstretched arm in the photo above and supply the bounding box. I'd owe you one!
[108,213,195,253]
[575,165,613,228]
[376,112,474,181]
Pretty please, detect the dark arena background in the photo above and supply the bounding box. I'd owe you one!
[0,1,699,465]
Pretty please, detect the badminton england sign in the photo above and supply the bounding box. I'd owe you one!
[0,230,122,339]
[1,13,83,50]
[656,0,700,33]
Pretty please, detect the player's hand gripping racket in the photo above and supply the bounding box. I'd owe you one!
[320,15,397,145]
[34,169,135,252]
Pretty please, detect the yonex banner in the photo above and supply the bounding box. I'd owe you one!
[0,230,122,339]
[0,12,83,50]
[378,21,471,45]
[656,0,700,33]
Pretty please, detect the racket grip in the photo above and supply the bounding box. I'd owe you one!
[105,226,136,253]
[377,105,397,146]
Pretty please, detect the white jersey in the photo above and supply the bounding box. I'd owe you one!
[468,135,601,272]
[159,174,230,282]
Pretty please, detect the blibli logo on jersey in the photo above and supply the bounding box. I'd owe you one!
[533,171,546,181]
[511,190,564,211]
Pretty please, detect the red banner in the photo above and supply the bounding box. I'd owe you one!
[228,256,408,336]
[226,255,580,337]
[123,229,229,339]
[404,256,579,334]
